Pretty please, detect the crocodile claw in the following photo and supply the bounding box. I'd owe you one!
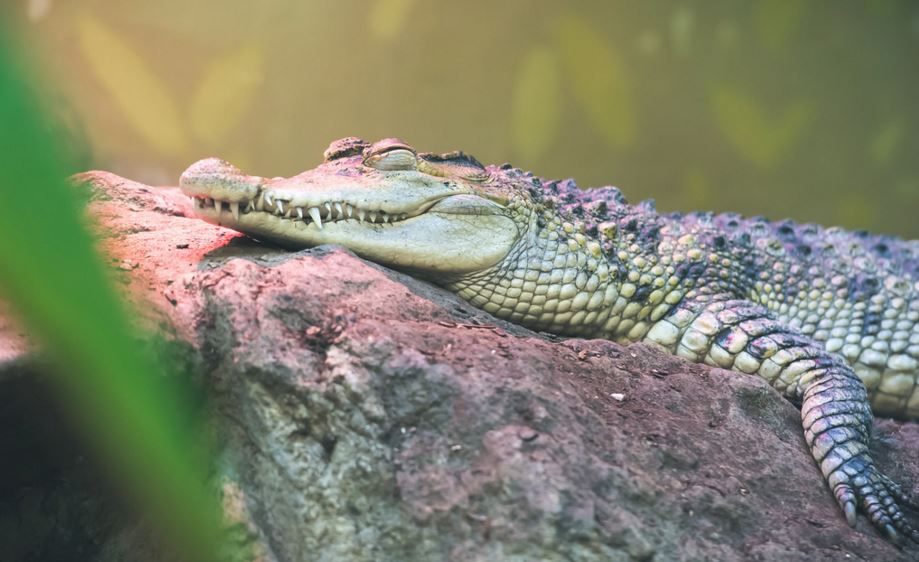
[833,461,919,545]
[838,489,857,527]
[877,473,919,512]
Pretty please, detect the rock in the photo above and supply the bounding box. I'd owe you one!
[1,171,917,561]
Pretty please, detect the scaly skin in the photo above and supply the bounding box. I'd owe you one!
[180,137,919,544]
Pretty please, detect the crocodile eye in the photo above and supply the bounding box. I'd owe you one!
[418,151,487,182]
[364,148,417,171]
[363,138,418,171]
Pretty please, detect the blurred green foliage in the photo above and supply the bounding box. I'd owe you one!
[710,86,813,169]
[16,1,919,237]
[555,14,635,151]
[0,15,232,562]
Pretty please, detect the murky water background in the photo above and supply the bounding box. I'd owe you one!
[13,0,919,237]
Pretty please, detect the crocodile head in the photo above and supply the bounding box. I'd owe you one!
[180,137,530,274]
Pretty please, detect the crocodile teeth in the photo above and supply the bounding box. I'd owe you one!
[368,211,378,223]
[334,202,343,218]
[357,209,366,223]
[380,211,390,223]
[346,204,354,219]
[308,207,322,229]
[264,193,273,206]
[246,201,255,212]
[276,200,285,215]
[323,202,332,219]
[297,207,304,220]
[230,202,240,220]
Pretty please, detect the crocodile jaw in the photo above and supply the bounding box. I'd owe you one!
[180,158,519,274]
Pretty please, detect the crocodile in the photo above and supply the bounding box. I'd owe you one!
[180,136,919,544]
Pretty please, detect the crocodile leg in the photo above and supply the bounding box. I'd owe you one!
[647,295,919,543]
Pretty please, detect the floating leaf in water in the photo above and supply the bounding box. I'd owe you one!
[190,44,264,147]
[511,47,560,162]
[554,15,634,150]
[710,86,812,169]
[755,0,809,50]
[369,0,415,40]
[869,121,903,166]
[76,14,189,156]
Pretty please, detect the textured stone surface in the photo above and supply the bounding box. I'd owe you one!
[1,172,918,561]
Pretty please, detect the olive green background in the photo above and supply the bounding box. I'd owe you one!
[15,0,919,237]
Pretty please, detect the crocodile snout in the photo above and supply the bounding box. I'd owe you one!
[179,157,261,202]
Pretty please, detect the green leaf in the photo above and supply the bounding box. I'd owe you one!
[0,20,229,562]
[554,14,634,150]
[511,47,561,162]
